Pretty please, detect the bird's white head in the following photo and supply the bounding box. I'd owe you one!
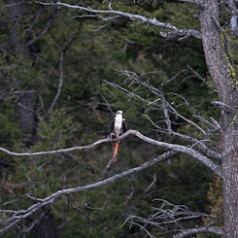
[116,110,123,115]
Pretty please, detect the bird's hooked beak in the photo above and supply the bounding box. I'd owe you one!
[116,110,123,115]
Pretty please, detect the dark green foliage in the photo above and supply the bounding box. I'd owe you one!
[0,1,222,237]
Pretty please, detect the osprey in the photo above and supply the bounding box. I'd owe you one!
[111,110,126,162]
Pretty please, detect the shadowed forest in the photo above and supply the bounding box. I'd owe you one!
[1,0,236,237]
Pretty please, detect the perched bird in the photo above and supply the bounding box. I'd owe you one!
[110,110,126,162]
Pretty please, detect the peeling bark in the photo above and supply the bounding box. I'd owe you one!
[199,1,238,237]
[223,127,238,237]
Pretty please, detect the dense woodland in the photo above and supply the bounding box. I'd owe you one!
[0,0,237,237]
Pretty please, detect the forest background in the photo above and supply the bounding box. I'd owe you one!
[0,0,226,237]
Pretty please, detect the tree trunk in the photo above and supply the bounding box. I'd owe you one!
[17,90,38,133]
[7,0,28,56]
[17,90,40,148]
[223,126,238,237]
[199,1,238,237]
[34,208,58,238]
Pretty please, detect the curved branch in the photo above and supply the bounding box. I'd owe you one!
[0,150,176,233]
[47,51,64,115]
[34,1,201,39]
[0,130,222,176]
[128,130,222,177]
[173,226,223,238]
[144,114,222,160]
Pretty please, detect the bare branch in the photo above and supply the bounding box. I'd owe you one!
[124,198,220,237]
[105,75,222,160]
[186,65,208,86]
[0,129,222,176]
[0,150,176,233]
[114,71,209,135]
[47,51,64,115]
[143,106,221,160]
[129,130,222,176]
[169,104,207,135]
[0,136,112,157]
[34,1,201,39]
[179,0,201,4]
[173,226,223,238]
[211,100,232,112]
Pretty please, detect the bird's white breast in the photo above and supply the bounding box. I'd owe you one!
[114,114,123,135]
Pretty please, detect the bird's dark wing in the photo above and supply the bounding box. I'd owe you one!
[122,120,127,133]
[111,120,115,133]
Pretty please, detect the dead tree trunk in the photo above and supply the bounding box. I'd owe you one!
[33,208,59,238]
[7,0,28,56]
[17,90,38,133]
[17,90,40,148]
[199,1,238,237]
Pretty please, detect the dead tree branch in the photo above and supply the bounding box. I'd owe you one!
[47,51,64,115]
[34,1,201,39]
[125,198,222,237]
[173,226,223,237]
[104,74,222,161]
[0,129,222,176]
[0,150,176,233]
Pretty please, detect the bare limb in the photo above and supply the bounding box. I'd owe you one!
[101,157,114,176]
[186,65,208,86]
[0,150,176,233]
[115,71,208,135]
[124,198,221,237]
[211,100,232,112]
[179,0,201,4]
[47,51,64,115]
[0,136,112,157]
[0,129,222,176]
[173,226,223,237]
[34,1,201,39]
[105,74,222,160]
[128,130,222,176]
[169,104,207,135]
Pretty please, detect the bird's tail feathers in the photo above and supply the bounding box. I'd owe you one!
[112,141,119,162]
